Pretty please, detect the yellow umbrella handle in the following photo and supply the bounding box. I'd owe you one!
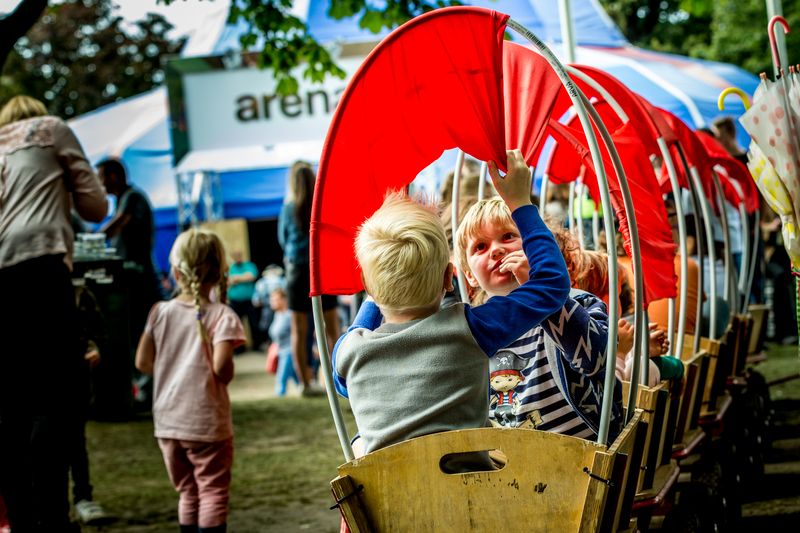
[718,87,751,111]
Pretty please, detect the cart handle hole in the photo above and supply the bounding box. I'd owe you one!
[439,449,507,474]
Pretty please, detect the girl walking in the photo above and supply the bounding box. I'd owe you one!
[136,229,245,533]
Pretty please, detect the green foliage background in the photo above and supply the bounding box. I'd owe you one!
[0,0,184,118]
[599,0,799,75]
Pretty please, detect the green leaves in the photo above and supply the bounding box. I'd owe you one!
[223,0,460,96]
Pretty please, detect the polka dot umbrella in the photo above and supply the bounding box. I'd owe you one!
[738,16,800,346]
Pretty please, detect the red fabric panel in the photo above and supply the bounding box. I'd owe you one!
[655,108,718,208]
[551,113,677,305]
[694,131,760,214]
[570,65,664,154]
[608,121,678,304]
[310,7,509,296]
[502,42,564,166]
[542,67,678,305]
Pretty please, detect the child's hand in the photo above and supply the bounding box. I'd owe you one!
[617,318,635,356]
[488,149,532,212]
[84,349,101,368]
[499,250,530,285]
[648,323,669,356]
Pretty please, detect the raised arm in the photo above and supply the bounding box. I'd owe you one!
[466,150,570,355]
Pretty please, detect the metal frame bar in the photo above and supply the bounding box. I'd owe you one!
[507,18,619,444]
[312,295,354,460]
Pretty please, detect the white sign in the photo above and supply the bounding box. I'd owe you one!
[182,56,364,152]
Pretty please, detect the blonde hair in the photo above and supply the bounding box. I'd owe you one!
[455,198,515,277]
[356,192,449,314]
[0,95,48,128]
[169,228,228,342]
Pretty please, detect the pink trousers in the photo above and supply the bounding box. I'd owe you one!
[158,437,233,528]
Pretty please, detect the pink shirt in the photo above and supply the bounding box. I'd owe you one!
[145,299,245,442]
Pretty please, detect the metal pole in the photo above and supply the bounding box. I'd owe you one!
[478,160,488,201]
[576,90,647,408]
[711,172,733,308]
[312,295,354,461]
[558,0,577,63]
[592,206,601,250]
[688,179,705,354]
[568,180,576,231]
[507,18,618,445]
[539,174,550,212]
[744,209,760,310]
[690,167,720,339]
[451,150,470,304]
[575,177,586,248]
[658,138,689,359]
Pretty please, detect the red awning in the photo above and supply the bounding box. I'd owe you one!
[311,7,509,295]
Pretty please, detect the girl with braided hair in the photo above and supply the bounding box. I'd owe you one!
[135,228,245,533]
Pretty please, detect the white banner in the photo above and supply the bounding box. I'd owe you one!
[182,56,364,152]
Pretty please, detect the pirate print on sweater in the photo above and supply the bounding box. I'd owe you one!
[488,291,619,442]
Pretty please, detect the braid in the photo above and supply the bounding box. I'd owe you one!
[178,260,210,344]
[169,228,228,348]
[218,272,228,305]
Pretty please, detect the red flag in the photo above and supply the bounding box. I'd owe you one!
[311,7,509,295]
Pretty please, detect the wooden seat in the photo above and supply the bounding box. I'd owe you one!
[621,382,672,493]
[682,334,726,417]
[332,415,644,533]
[746,305,769,357]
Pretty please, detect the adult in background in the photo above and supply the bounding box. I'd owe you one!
[228,250,261,351]
[0,95,108,531]
[278,161,340,396]
[97,158,162,407]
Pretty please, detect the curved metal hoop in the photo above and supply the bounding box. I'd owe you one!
[506,18,620,445]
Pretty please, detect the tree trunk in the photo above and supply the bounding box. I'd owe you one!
[0,0,48,74]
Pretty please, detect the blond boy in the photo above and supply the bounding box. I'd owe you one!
[332,150,570,454]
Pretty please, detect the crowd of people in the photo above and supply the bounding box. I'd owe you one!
[0,86,794,533]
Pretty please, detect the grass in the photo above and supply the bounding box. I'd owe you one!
[84,343,799,532]
[85,397,355,532]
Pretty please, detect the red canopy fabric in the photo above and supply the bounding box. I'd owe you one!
[311,7,509,296]
[541,68,677,305]
[694,131,760,214]
[657,109,743,213]
[502,42,564,166]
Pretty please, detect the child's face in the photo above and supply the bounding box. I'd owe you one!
[269,291,287,311]
[464,222,522,297]
[490,373,522,392]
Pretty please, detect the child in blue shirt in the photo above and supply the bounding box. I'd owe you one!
[456,198,622,442]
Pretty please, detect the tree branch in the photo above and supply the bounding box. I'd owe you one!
[0,0,48,73]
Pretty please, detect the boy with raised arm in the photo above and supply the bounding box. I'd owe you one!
[456,199,622,442]
[332,150,570,455]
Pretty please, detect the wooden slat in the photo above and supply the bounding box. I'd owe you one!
[331,475,373,533]
[747,304,769,355]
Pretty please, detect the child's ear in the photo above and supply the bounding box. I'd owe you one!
[443,263,454,292]
[463,267,479,288]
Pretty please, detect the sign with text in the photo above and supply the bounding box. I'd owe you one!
[166,53,365,165]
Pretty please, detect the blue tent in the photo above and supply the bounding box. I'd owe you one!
[68,0,760,272]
